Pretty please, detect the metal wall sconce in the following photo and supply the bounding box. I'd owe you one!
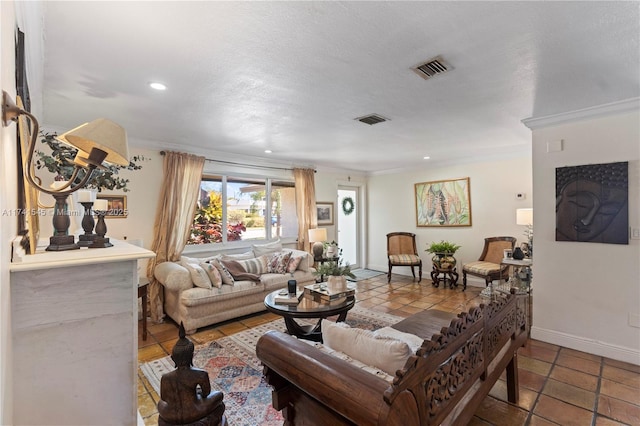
[2,90,129,251]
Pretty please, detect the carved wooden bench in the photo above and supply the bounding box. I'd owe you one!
[256,291,528,425]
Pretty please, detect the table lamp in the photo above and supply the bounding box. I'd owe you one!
[2,90,129,251]
[308,228,327,259]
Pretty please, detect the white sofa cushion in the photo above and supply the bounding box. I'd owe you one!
[154,262,192,292]
[180,260,212,289]
[200,261,222,288]
[321,319,413,376]
[221,251,255,261]
[374,326,424,353]
[252,239,283,257]
[180,280,263,307]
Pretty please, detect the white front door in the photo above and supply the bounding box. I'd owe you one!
[337,187,360,269]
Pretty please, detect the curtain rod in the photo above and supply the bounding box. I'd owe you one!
[159,151,316,173]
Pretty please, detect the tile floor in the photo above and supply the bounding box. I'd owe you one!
[137,273,640,425]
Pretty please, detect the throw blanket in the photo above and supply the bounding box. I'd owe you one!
[220,259,261,282]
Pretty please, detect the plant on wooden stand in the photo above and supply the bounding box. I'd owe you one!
[426,240,461,271]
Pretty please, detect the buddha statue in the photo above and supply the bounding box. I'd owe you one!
[157,323,227,426]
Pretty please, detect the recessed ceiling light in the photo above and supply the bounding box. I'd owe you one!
[264,150,272,154]
[149,82,166,91]
[423,156,431,160]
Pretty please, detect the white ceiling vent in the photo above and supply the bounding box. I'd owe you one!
[412,56,452,80]
[355,114,388,125]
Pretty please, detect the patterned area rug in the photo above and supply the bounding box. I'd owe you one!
[140,306,401,426]
[347,268,386,282]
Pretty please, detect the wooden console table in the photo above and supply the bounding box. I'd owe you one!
[10,239,154,425]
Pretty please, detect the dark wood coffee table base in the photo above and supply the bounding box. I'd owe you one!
[264,290,355,342]
[282,309,350,342]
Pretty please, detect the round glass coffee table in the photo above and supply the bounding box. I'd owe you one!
[264,289,355,342]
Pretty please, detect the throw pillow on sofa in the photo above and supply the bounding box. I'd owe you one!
[210,258,235,286]
[199,261,222,288]
[267,251,292,274]
[180,261,213,289]
[236,255,268,275]
[321,319,413,376]
[220,259,261,282]
[287,255,303,273]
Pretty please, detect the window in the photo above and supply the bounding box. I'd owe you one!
[188,175,297,245]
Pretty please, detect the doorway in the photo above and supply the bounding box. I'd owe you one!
[337,187,360,269]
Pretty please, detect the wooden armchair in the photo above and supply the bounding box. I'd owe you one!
[387,232,422,283]
[462,236,516,290]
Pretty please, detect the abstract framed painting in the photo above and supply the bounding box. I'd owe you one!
[415,177,471,227]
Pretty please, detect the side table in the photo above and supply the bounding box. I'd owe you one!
[313,256,340,282]
[138,278,149,341]
[496,258,533,334]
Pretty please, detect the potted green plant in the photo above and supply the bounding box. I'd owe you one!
[426,240,461,271]
[313,257,356,291]
[323,240,339,258]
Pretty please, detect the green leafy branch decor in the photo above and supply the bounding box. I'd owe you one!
[313,257,356,279]
[342,197,355,215]
[34,131,146,192]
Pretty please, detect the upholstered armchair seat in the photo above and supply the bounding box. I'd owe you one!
[386,232,422,283]
[388,254,421,265]
[462,236,516,290]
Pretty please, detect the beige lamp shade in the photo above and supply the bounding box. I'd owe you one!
[308,228,327,243]
[516,208,533,225]
[57,118,130,166]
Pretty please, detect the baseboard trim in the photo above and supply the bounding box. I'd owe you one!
[531,326,640,366]
[367,263,485,287]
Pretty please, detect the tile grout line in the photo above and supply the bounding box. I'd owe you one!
[523,343,562,425]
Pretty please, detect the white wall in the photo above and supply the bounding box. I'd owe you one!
[528,104,640,364]
[367,156,533,282]
[1,1,45,421]
[0,2,18,421]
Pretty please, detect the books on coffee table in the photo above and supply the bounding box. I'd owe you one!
[304,283,355,303]
[274,289,304,305]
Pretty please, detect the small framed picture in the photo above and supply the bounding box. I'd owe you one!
[316,202,334,226]
[97,195,128,218]
[504,249,513,259]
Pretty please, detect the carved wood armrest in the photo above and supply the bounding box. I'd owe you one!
[256,330,391,425]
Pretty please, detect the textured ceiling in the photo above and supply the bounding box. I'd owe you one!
[41,1,640,174]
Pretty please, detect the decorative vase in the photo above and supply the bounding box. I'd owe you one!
[432,253,457,271]
[512,247,525,260]
[327,275,347,292]
[325,245,337,258]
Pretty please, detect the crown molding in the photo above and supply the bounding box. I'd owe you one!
[522,97,640,130]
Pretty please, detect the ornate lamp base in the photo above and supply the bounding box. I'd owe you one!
[46,235,80,251]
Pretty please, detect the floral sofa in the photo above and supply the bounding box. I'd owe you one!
[154,240,316,334]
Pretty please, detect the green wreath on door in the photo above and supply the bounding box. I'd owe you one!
[342,197,355,216]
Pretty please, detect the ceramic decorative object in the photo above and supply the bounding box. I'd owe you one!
[432,253,457,271]
[327,275,348,292]
[512,246,525,260]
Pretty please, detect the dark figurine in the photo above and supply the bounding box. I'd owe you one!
[157,323,227,426]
